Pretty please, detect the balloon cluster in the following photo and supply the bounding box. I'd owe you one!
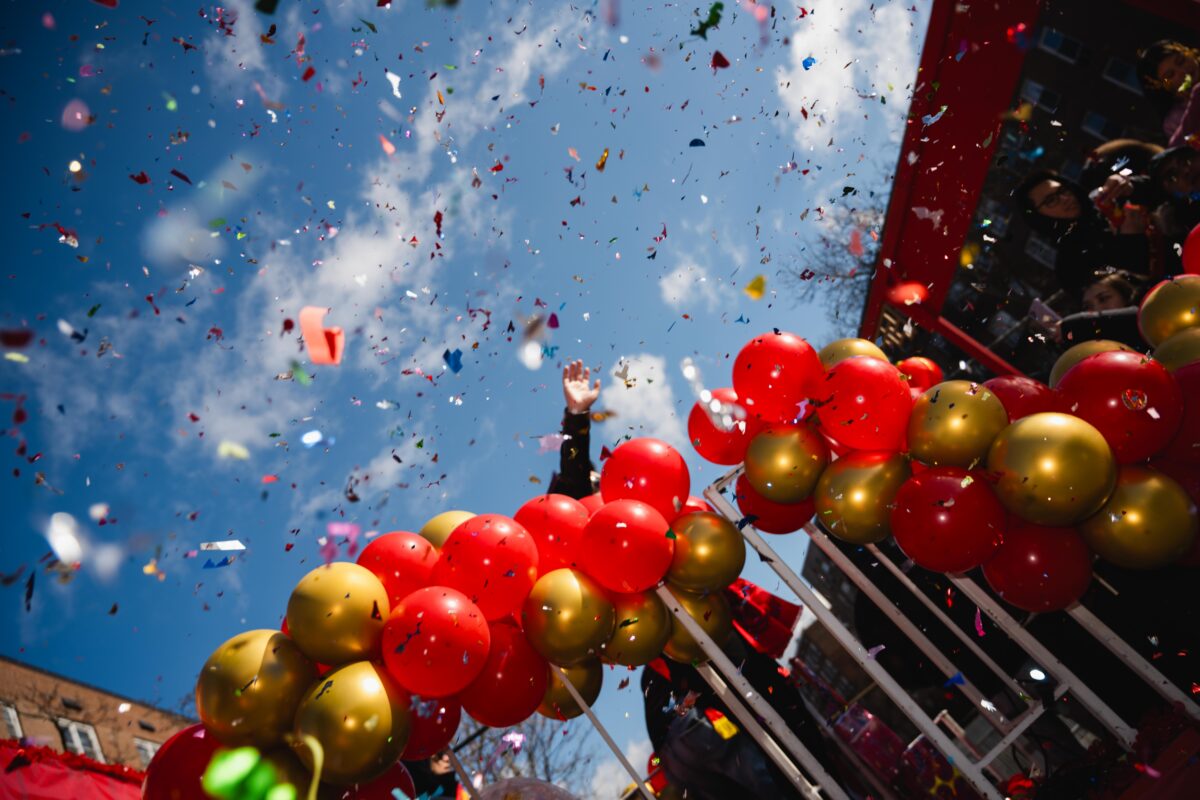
[157,437,749,796]
[690,289,1199,612]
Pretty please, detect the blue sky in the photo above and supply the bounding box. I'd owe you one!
[0,0,928,792]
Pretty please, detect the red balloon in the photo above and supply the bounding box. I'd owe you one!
[1183,222,1200,275]
[382,586,491,698]
[687,387,763,464]
[732,332,824,422]
[459,621,549,728]
[890,468,1005,573]
[430,514,539,620]
[982,523,1094,612]
[143,724,221,800]
[326,762,417,800]
[678,495,714,517]
[1154,362,1200,465]
[1056,351,1183,464]
[357,531,438,611]
[579,499,673,592]
[734,474,814,535]
[887,281,929,307]
[815,356,911,451]
[982,375,1055,421]
[599,438,691,521]
[514,494,589,575]
[400,695,462,760]
[896,357,943,392]
[580,493,605,516]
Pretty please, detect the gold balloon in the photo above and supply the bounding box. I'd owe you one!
[418,510,474,549]
[260,748,315,795]
[743,426,829,503]
[522,568,616,666]
[987,413,1117,527]
[196,629,317,747]
[291,661,411,786]
[907,381,1010,467]
[661,586,733,664]
[286,563,389,666]
[1049,340,1135,387]
[1153,327,1200,372]
[1139,274,1200,347]
[812,451,911,544]
[1079,466,1198,570]
[817,338,889,369]
[601,590,673,667]
[666,512,746,592]
[538,660,603,720]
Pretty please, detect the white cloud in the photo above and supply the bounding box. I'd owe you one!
[658,259,721,311]
[589,737,652,800]
[599,354,686,449]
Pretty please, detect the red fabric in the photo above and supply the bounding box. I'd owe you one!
[726,578,802,660]
[1,740,142,800]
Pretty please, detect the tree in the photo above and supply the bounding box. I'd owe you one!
[453,713,601,796]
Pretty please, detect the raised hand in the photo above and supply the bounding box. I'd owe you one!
[562,359,601,415]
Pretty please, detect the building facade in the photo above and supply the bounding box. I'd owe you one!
[0,655,193,770]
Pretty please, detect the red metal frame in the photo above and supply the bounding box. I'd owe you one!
[859,0,1042,375]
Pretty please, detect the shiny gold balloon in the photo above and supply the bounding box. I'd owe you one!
[817,338,889,370]
[286,563,389,666]
[538,660,603,720]
[987,413,1117,527]
[196,629,317,747]
[666,512,746,592]
[601,590,673,667]
[291,661,411,786]
[1049,340,1135,387]
[1139,274,1200,347]
[812,451,911,544]
[522,568,616,666]
[661,586,733,664]
[260,748,315,795]
[1153,327,1200,372]
[907,381,1011,468]
[743,426,829,503]
[1079,466,1198,570]
[418,510,474,549]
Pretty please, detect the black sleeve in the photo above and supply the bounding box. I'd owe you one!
[547,409,595,500]
[1059,306,1146,349]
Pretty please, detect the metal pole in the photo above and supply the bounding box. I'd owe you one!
[701,482,1004,800]
[655,586,852,800]
[446,750,483,800]
[552,666,656,800]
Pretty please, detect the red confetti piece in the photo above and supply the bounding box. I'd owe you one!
[302,66,316,82]
[170,168,192,184]
[129,171,150,184]
[711,51,730,71]
[262,475,279,484]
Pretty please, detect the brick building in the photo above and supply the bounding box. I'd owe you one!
[0,655,193,770]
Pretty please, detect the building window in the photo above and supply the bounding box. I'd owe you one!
[1102,58,1143,95]
[1025,234,1059,269]
[57,718,104,763]
[1019,80,1061,114]
[1081,111,1123,141]
[2,703,22,740]
[1038,28,1083,64]
[134,738,160,769]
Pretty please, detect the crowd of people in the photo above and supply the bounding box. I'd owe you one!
[1012,39,1199,351]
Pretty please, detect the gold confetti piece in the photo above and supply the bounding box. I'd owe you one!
[4,353,30,363]
[217,440,251,460]
[596,147,610,171]
[744,274,767,300]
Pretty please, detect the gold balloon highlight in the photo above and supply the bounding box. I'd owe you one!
[1139,275,1200,347]
[601,590,672,667]
[1153,327,1200,372]
[907,381,1010,468]
[1079,466,1198,570]
[662,586,733,664]
[667,512,746,592]
[987,413,1117,527]
[817,338,889,370]
[196,629,316,748]
[812,451,911,544]
[522,568,616,666]
[418,510,474,549]
[1049,340,1135,387]
[538,660,603,720]
[291,661,411,786]
[744,426,829,503]
[286,563,389,666]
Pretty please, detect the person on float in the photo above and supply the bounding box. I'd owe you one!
[1148,146,1200,273]
[1054,270,1147,349]
[404,749,459,798]
[1137,40,1200,147]
[548,359,602,499]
